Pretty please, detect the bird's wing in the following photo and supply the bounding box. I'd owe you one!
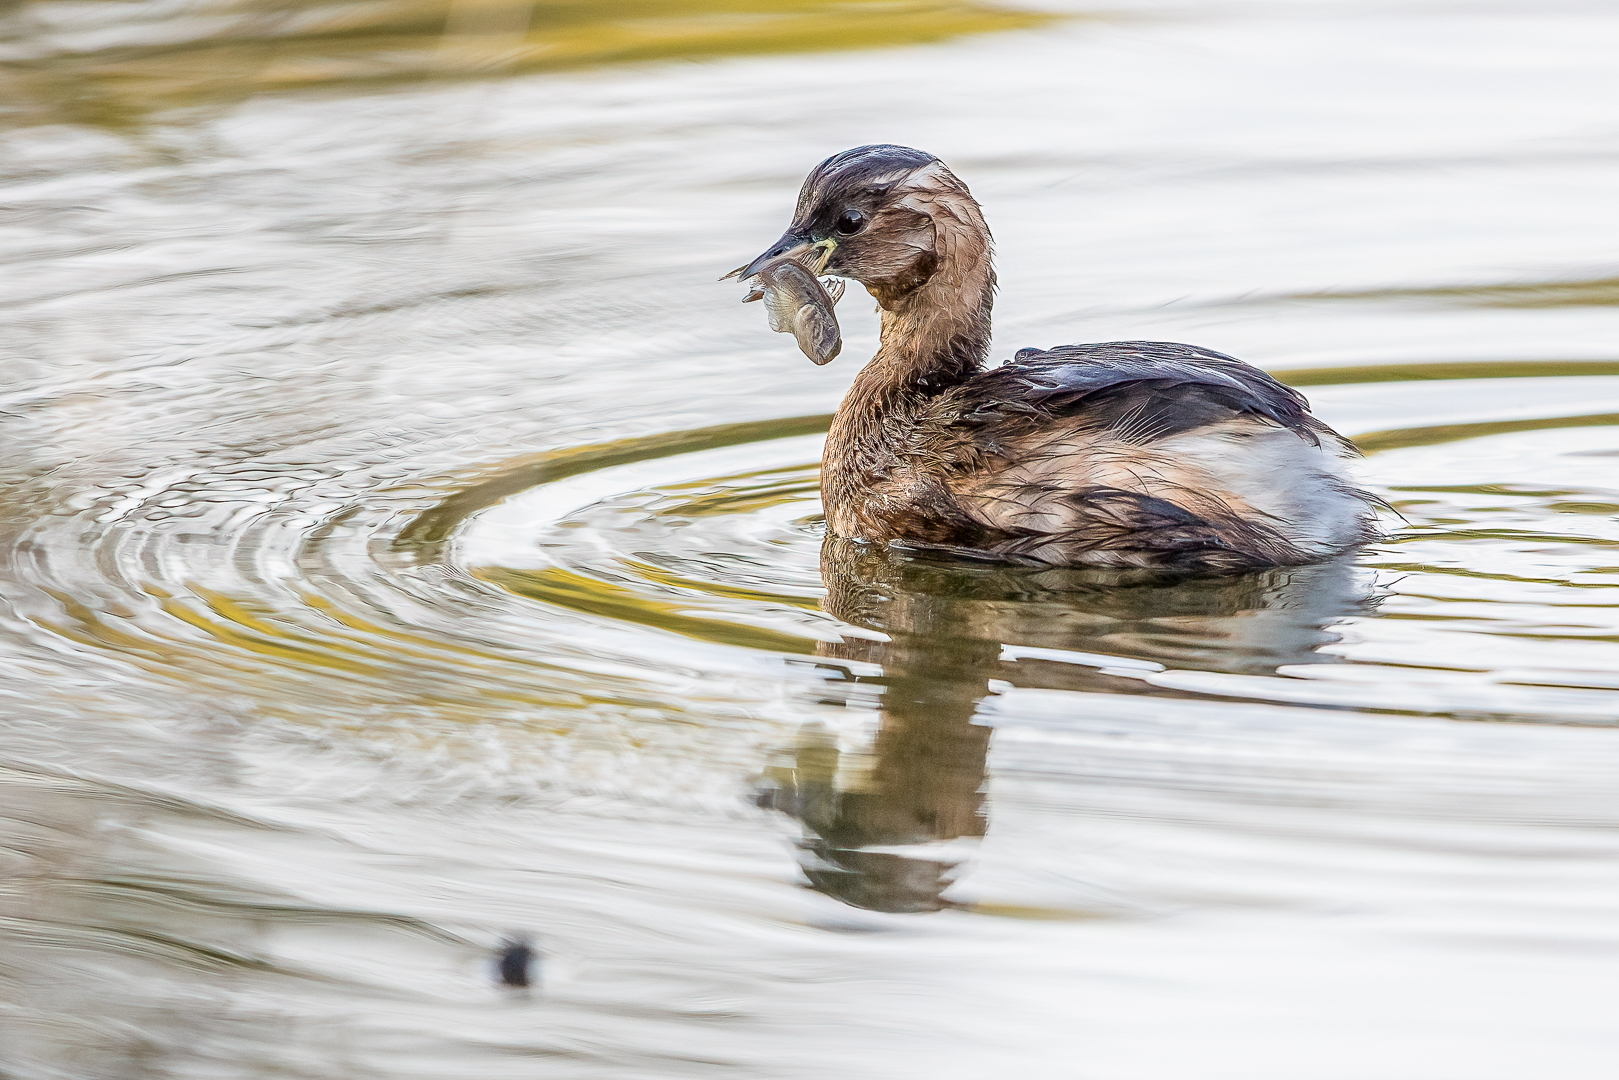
[961,340,1324,444]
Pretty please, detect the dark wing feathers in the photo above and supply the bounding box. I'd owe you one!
[963,341,1317,443]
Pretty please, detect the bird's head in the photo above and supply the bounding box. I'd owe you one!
[731,145,986,310]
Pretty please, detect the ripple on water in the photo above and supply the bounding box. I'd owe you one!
[9,362,1619,1074]
[453,364,1619,731]
[9,4,1619,1069]
[409,364,1619,921]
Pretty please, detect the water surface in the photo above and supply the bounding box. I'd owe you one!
[3,1,1619,1076]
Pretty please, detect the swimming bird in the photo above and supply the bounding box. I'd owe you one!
[732,145,1378,570]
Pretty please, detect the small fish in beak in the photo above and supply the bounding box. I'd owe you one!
[737,253,845,366]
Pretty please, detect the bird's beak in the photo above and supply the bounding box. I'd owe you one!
[722,233,837,281]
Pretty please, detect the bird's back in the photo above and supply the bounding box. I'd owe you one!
[900,342,1378,569]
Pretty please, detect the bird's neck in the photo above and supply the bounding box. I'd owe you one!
[823,225,995,537]
[859,230,995,399]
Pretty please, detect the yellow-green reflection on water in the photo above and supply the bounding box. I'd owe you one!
[1354,410,1619,453]
[393,414,832,557]
[1270,359,1619,386]
[480,562,824,653]
[1279,275,1619,309]
[2,0,1053,128]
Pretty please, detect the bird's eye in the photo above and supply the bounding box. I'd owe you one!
[834,209,865,235]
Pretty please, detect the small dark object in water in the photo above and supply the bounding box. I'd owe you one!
[730,145,1381,570]
[496,936,535,988]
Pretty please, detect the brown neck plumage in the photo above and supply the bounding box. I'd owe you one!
[822,190,995,535]
[861,193,995,394]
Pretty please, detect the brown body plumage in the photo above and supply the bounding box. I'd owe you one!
[736,146,1377,570]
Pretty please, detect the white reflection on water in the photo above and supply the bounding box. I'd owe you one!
[4,0,1619,1077]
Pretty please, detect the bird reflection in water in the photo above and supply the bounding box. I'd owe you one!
[758,538,1375,913]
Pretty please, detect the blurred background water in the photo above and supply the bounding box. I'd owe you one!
[3,0,1619,1076]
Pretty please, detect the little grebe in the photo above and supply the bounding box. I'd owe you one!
[733,145,1377,570]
